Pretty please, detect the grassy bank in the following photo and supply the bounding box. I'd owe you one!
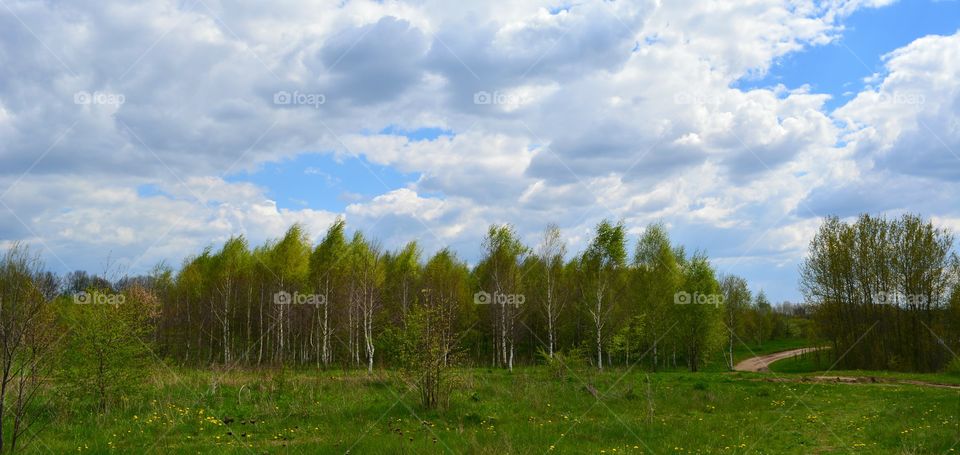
[22,364,960,454]
[769,348,960,386]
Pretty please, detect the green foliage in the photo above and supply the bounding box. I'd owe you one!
[608,315,646,365]
[396,303,455,410]
[944,357,960,376]
[0,244,60,452]
[675,253,724,371]
[59,286,159,412]
[580,219,629,370]
[5,217,818,382]
[309,218,348,289]
[476,224,527,370]
[538,347,587,379]
[720,275,751,368]
[143,218,807,373]
[269,224,311,287]
[801,213,960,371]
[631,223,683,369]
[584,219,627,269]
[382,241,422,325]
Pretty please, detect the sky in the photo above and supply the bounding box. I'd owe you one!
[1,0,959,303]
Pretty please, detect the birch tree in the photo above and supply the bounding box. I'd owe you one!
[536,224,566,358]
[476,225,527,371]
[309,219,347,367]
[266,225,310,364]
[383,242,421,327]
[340,232,383,371]
[582,220,627,370]
[420,249,469,366]
[676,253,723,372]
[632,223,681,370]
[212,236,249,364]
[719,274,751,369]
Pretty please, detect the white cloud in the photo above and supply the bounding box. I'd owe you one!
[1,0,954,303]
[835,31,960,180]
[0,176,338,273]
[346,188,446,221]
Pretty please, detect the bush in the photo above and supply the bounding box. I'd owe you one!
[59,285,159,412]
[944,357,960,376]
[539,347,587,379]
[397,304,457,410]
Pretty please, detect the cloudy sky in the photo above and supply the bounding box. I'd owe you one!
[1,0,959,302]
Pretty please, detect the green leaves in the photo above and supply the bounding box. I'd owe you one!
[584,219,627,270]
[801,213,960,371]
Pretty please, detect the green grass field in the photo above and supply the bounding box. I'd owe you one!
[25,360,960,454]
[768,348,960,387]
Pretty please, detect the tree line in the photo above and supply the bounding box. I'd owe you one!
[55,219,796,373]
[801,214,960,371]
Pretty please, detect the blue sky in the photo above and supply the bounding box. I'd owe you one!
[738,0,960,110]
[1,0,959,303]
[226,154,415,212]
[225,127,455,212]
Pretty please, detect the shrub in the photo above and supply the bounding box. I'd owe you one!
[398,304,457,410]
[539,347,587,379]
[59,285,159,412]
[944,357,960,376]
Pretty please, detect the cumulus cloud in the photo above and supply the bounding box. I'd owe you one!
[0,175,339,273]
[0,0,955,302]
[835,31,960,181]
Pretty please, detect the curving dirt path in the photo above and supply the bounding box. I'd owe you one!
[734,347,960,389]
[733,347,821,372]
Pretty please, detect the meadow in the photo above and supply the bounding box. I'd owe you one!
[25,345,960,454]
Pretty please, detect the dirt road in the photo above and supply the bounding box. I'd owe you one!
[733,347,960,389]
[733,347,821,372]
